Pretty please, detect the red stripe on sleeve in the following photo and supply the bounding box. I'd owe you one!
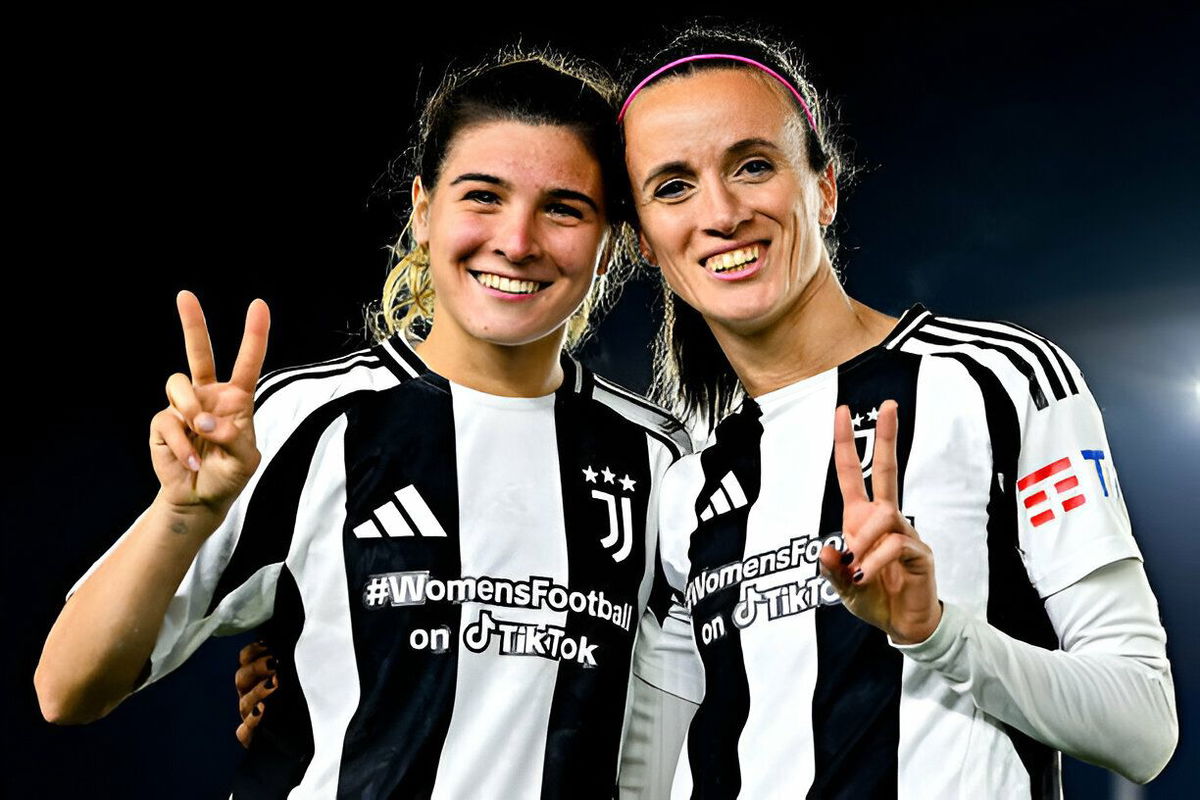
[1017,457,1072,490]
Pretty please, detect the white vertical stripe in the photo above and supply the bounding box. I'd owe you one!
[396,484,448,537]
[289,415,360,799]
[737,368,837,798]
[721,471,748,507]
[374,501,414,537]
[431,383,567,800]
[897,357,1019,798]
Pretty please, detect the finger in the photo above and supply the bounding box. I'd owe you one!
[833,405,868,505]
[238,640,270,667]
[236,703,265,749]
[151,408,200,472]
[818,544,855,596]
[230,299,270,394]
[177,290,218,386]
[165,373,217,435]
[871,400,900,505]
[238,675,279,719]
[844,506,913,567]
[854,533,932,584]
[235,654,278,693]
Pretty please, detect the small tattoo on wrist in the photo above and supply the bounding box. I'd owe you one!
[170,521,189,535]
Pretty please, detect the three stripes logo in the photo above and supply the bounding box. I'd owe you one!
[699,471,749,522]
[353,485,448,539]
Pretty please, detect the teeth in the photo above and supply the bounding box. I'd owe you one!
[707,246,760,273]
[474,272,542,294]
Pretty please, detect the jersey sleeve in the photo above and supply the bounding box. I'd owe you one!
[67,380,353,690]
[1011,341,1141,597]
[632,452,705,705]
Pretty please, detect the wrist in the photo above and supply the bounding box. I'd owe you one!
[149,491,228,538]
[890,601,945,646]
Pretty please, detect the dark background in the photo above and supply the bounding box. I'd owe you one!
[6,4,1196,797]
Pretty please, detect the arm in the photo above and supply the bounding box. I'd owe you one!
[894,558,1177,783]
[619,674,696,799]
[35,292,269,724]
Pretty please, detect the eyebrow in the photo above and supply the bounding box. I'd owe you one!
[640,137,786,192]
[450,173,599,212]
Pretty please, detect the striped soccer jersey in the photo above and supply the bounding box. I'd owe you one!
[635,304,1141,799]
[77,333,690,799]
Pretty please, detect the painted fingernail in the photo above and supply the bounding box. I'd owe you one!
[252,704,262,717]
[197,414,216,433]
[265,677,275,689]
[266,658,278,671]
[840,551,854,565]
[852,570,864,583]
[187,455,201,472]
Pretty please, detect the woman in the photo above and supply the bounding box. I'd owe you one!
[616,24,1178,799]
[35,50,689,799]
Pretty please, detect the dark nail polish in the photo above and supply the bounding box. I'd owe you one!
[852,570,864,583]
[266,658,278,671]
[840,551,854,565]
[265,677,275,690]
[251,705,261,716]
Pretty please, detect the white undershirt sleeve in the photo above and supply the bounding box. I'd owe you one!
[619,673,697,799]
[893,558,1178,784]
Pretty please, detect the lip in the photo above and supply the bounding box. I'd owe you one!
[699,241,767,282]
[698,241,767,268]
[469,270,551,302]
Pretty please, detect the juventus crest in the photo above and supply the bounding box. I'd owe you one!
[581,464,637,563]
[850,405,881,478]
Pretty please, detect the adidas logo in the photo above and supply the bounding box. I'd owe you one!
[353,485,448,539]
[698,471,749,522]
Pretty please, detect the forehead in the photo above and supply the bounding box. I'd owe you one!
[623,69,798,170]
[439,120,602,190]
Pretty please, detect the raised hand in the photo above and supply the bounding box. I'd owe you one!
[818,400,942,644]
[150,291,270,519]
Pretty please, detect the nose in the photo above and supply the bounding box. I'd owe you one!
[493,209,541,265]
[701,181,752,237]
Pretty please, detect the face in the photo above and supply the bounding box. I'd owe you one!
[412,120,608,347]
[623,68,837,336]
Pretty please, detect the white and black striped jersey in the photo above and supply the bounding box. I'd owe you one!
[635,304,1141,799]
[75,333,690,799]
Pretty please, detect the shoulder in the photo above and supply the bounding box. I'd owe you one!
[886,305,1085,415]
[574,360,694,460]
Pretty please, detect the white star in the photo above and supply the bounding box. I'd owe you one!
[619,474,636,492]
[852,413,864,428]
[601,466,616,483]
[868,406,880,422]
[582,465,598,483]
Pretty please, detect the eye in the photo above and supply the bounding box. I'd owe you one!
[546,202,584,220]
[737,158,775,178]
[653,178,693,200]
[463,189,500,205]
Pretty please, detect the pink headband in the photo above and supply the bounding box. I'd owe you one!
[618,53,817,132]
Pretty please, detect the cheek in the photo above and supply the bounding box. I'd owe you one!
[548,228,605,275]
[430,211,490,261]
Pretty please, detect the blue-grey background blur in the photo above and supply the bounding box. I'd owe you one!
[6,4,1195,797]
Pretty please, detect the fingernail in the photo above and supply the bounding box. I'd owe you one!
[852,570,864,583]
[252,704,262,717]
[266,658,278,671]
[187,455,201,472]
[265,677,275,689]
[840,551,854,565]
[197,414,216,433]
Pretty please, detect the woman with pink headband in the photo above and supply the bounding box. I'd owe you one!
[616,23,1177,799]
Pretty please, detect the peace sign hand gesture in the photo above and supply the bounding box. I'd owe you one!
[818,400,942,645]
[150,291,270,522]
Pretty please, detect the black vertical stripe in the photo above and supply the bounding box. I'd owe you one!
[685,403,764,800]
[808,350,918,800]
[936,353,1060,800]
[232,567,314,797]
[336,378,463,799]
[539,393,652,799]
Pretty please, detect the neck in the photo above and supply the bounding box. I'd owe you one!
[708,262,897,398]
[415,321,566,397]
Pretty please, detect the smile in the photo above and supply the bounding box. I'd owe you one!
[470,271,549,296]
[701,245,761,277]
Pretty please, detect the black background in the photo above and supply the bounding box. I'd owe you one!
[6,4,1197,797]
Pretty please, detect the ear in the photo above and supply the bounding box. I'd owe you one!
[817,163,838,227]
[638,231,658,268]
[411,176,431,245]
